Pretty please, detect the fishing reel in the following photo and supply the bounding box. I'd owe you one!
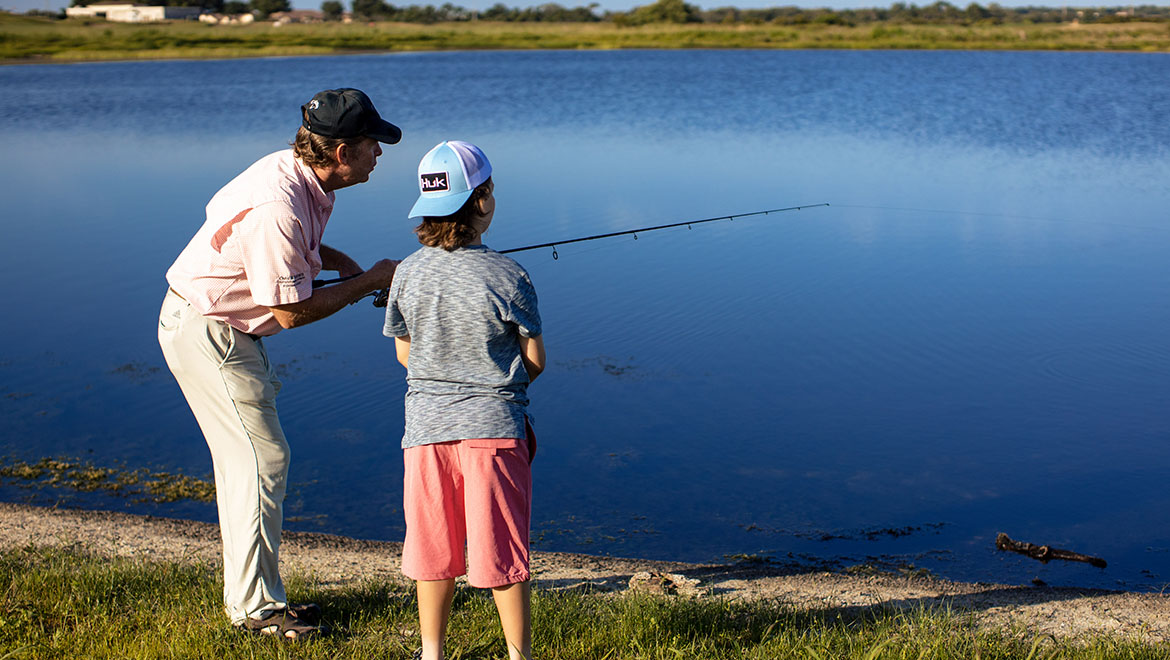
[353,287,389,308]
[373,288,389,308]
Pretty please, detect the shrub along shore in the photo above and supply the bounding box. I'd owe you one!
[2,13,1169,62]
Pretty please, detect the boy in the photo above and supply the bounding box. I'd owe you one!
[384,141,545,660]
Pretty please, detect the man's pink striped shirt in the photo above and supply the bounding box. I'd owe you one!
[166,150,334,336]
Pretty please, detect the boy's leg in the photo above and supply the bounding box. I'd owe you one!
[417,578,456,660]
[461,437,532,588]
[402,443,468,580]
[460,435,533,658]
[491,581,532,660]
[403,442,467,660]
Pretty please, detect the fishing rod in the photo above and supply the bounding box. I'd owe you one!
[313,203,830,304]
[499,203,829,260]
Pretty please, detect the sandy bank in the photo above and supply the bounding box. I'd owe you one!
[1,502,1167,643]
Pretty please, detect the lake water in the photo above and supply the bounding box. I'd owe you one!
[1,49,1168,591]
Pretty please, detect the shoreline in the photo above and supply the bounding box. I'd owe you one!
[3,501,1169,642]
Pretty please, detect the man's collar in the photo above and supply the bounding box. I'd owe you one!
[294,155,335,210]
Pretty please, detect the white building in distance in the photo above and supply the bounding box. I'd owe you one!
[199,12,255,24]
[66,3,203,22]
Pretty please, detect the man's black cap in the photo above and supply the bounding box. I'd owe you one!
[301,88,401,145]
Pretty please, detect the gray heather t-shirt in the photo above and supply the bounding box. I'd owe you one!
[383,244,541,449]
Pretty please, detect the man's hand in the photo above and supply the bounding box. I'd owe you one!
[366,259,398,289]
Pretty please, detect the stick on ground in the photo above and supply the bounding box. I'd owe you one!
[996,533,1107,569]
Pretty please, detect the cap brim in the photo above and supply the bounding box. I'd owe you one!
[367,118,402,144]
[408,190,473,219]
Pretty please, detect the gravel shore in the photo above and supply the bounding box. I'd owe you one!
[2,502,1167,643]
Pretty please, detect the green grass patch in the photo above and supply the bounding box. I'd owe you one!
[1,19,1169,61]
[0,456,215,503]
[0,545,1164,659]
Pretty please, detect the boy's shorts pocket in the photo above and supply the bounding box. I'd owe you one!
[466,438,520,456]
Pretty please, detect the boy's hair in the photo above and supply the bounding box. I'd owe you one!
[291,126,365,169]
[415,178,493,251]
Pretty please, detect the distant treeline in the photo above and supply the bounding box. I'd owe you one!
[475,1,1170,26]
[693,2,1170,25]
[58,0,1170,25]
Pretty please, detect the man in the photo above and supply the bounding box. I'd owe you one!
[158,88,400,639]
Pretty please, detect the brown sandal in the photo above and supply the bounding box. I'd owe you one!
[241,606,321,640]
[287,602,322,626]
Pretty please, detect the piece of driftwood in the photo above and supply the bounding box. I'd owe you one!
[995,533,1107,568]
[628,571,706,597]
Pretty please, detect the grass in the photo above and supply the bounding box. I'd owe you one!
[0,456,215,503]
[2,15,1170,62]
[0,545,1165,659]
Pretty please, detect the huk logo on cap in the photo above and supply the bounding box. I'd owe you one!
[309,100,320,110]
[420,172,449,193]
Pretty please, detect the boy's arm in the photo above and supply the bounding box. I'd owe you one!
[519,334,545,382]
[394,336,411,369]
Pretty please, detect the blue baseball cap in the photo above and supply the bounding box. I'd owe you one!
[408,141,492,219]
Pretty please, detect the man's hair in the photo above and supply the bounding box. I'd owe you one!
[291,126,365,169]
[415,178,493,252]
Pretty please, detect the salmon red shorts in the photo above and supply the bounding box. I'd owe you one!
[401,431,533,588]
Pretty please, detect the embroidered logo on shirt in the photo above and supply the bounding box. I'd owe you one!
[276,273,305,289]
[210,208,253,253]
[420,172,449,193]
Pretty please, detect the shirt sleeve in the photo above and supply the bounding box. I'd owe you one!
[507,270,542,338]
[383,267,409,338]
[236,204,315,307]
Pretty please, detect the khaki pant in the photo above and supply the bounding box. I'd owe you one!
[158,289,289,624]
